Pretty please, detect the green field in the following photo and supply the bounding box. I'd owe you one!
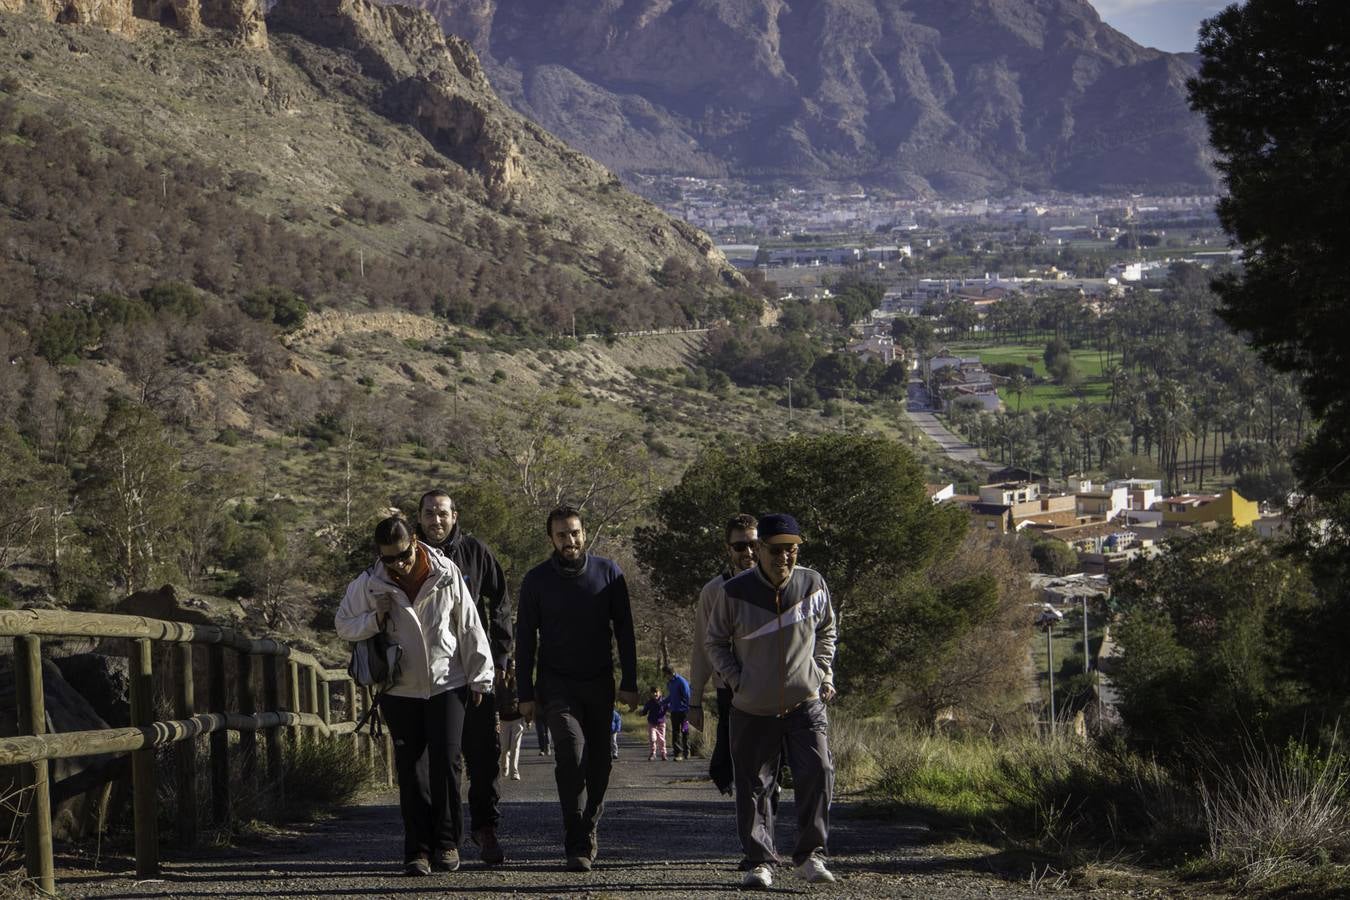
[947,342,1111,409]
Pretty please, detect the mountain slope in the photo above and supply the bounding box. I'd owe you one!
[409,0,1216,196]
[0,0,742,336]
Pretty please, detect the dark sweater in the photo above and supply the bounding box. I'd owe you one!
[515,553,638,702]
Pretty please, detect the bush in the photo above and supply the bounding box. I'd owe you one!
[1200,738,1350,886]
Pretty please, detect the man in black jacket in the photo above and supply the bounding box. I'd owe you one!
[418,489,513,865]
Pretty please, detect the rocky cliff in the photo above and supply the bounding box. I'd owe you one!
[0,0,265,46]
[403,0,1217,197]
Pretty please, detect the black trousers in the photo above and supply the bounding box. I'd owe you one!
[535,714,551,752]
[730,700,833,867]
[461,688,501,831]
[669,710,690,757]
[380,689,468,862]
[709,686,735,794]
[538,673,616,858]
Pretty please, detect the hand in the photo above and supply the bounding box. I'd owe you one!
[518,701,535,724]
[373,592,395,615]
[617,689,639,710]
[688,706,704,731]
[820,683,837,704]
[470,690,484,707]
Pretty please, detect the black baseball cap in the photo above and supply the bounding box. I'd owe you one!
[756,513,803,544]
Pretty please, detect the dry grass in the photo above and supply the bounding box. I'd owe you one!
[1200,738,1350,886]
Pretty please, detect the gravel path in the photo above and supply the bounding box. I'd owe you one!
[49,731,1217,899]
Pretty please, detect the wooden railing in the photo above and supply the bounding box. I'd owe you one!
[0,608,392,896]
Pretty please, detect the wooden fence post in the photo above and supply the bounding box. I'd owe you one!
[15,634,55,895]
[237,650,257,780]
[208,643,229,825]
[351,680,361,755]
[286,660,302,750]
[306,665,319,739]
[130,637,159,876]
[318,679,332,728]
[262,654,284,793]
[173,643,197,848]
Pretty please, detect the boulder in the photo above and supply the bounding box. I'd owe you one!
[0,657,124,841]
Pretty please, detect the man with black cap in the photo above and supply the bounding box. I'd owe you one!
[705,512,837,889]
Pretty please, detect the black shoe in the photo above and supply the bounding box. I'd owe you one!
[565,855,592,872]
[404,857,431,876]
[472,826,504,866]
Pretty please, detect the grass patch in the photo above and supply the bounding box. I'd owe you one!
[946,341,1112,409]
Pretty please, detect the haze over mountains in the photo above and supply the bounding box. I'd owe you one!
[409,0,1217,198]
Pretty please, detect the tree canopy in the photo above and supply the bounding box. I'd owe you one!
[1189,0,1350,502]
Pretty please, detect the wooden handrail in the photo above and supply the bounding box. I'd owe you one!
[3,606,384,894]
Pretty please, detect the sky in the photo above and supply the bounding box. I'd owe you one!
[1091,0,1232,53]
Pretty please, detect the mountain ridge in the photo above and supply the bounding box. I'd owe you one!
[404,0,1217,197]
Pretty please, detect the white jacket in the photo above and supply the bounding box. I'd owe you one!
[335,542,494,699]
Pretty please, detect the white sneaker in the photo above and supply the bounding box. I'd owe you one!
[742,864,773,888]
[510,772,521,780]
[794,856,835,883]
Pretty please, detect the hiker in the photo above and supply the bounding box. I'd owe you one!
[688,513,758,794]
[706,513,838,888]
[335,515,494,876]
[498,666,526,781]
[416,489,513,864]
[640,685,669,761]
[610,707,622,759]
[515,505,639,872]
[663,664,691,760]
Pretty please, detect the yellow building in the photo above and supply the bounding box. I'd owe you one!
[1159,488,1260,529]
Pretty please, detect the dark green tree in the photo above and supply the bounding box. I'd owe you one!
[1110,525,1314,761]
[1189,1,1350,501]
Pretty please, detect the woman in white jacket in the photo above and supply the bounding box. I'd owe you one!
[336,516,494,876]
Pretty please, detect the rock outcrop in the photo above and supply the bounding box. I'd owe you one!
[2,0,265,48]
[271,0,526,192]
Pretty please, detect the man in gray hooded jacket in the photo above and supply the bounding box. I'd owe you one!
[705,512,837,889]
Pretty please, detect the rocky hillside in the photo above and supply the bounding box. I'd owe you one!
[407,0,1216,197]
[0,0,742,335]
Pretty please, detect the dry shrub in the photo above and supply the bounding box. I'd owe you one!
[1201,738,1350,885]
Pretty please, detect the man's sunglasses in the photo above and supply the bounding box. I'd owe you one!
[380,546,415,565]
[729,540,758,552]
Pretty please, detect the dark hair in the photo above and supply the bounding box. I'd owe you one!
[374,515,413,547]
[545,505,583,535]
[662,664,674,677]
[724,513,758,543]
[418,489,454,512]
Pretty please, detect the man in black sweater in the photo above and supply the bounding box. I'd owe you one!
[516,505,638,872]
[417,490,513,865]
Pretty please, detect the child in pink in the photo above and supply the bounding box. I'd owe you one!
[639,686,669,761]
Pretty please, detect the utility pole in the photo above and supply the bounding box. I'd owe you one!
[1082,594,1090,675]
[1046,625,1056,731]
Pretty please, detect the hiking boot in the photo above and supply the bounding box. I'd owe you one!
[793,856,835,883]
[472,826,504,865]
[432,848,460,872]
[565,855,592,872]
[404,856,431,876]
[742,864,773,888]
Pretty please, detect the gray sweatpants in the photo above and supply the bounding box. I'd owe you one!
[729,699,833,866]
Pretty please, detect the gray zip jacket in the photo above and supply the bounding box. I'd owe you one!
[705,563,836,717]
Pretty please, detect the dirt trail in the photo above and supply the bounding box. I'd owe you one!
[49,730,1212,898]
